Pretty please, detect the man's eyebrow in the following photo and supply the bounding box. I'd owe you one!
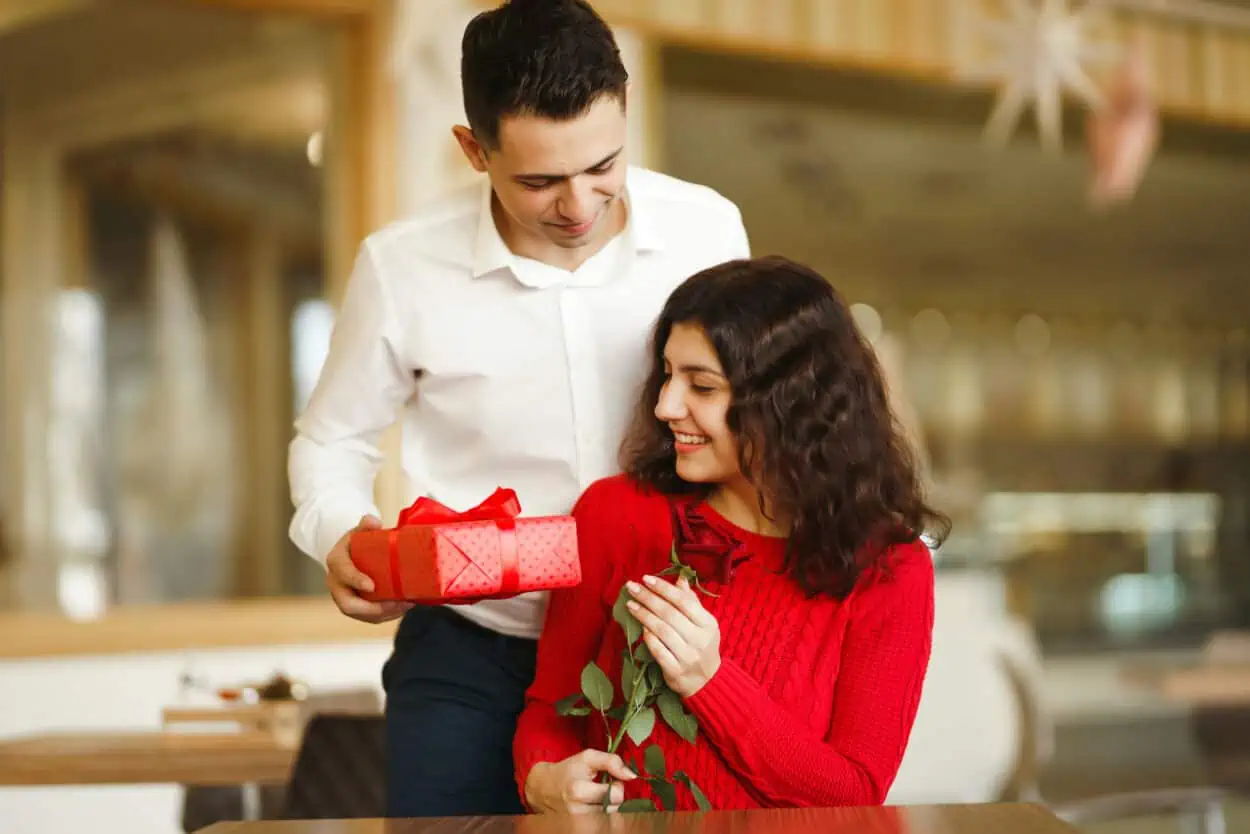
[513,147,623,182]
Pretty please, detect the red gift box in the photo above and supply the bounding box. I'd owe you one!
[349,487,581,603]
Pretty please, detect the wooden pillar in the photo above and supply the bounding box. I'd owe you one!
[616,27,663,171]
[236,227,288,596]
[0,128,61,609]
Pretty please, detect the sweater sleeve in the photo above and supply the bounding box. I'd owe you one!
[684,543,935,807]
[512,478,628,799]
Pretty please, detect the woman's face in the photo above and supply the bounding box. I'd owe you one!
[654,322,742,485]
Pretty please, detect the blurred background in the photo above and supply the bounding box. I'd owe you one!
[2,0,1250,832]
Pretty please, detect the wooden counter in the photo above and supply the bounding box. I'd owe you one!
[0,596,396,659]
[202,805,1077,834]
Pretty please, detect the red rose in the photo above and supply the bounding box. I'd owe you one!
[669,500,751,586]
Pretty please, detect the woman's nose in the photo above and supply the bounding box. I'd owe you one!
[654,381,687,422]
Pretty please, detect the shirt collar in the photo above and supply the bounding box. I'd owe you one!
[470,166,666,280]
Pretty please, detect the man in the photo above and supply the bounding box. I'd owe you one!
[288,0,749,818]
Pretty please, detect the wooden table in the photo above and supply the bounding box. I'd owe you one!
[1122,631,1250,706]
[201,804,1077,834]
[0,729,296,821]
[0,730,295,786]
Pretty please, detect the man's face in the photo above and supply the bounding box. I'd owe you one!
[455,94,629,252]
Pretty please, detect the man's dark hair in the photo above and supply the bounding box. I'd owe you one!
[461,0,628,150]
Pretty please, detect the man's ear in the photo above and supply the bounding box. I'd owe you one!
[451,125,488,173]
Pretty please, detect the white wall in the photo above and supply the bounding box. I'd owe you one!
[0,639,392,834]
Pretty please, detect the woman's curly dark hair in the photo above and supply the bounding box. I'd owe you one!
[622,255,950,599]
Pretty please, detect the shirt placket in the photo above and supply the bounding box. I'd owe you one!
[558,287,609,489]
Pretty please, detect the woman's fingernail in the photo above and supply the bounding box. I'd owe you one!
[626,601,639,611]
[642,575,657,586]
[626,581,641,593]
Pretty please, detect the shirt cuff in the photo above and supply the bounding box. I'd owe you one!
[306,501,380,568]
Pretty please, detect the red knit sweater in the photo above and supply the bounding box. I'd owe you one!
[513,474,935,811]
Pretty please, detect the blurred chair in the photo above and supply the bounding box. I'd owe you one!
[280,713,386,819]
[998,654,1229,834]
[888,572,1036,804]
[181,687,381,832]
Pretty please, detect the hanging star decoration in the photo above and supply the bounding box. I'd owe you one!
[962,0,1119,152]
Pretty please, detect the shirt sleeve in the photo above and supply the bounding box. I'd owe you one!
[287,240,417,565]
[724,202,751,260]
[684,544,935,807]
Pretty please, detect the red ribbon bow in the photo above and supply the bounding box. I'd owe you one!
[389,487,522,599]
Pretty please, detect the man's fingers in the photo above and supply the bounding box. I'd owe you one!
[379,601,415,619]
[338,517,381,592]
[329,585,394,622]
[332,544,376,593]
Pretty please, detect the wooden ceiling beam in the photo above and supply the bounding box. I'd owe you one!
[0,0,92,34]
[177,0,379,21]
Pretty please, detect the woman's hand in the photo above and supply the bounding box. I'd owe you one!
[626,575,721,697]
[524,750,637,814]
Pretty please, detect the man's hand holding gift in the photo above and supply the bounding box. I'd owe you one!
[326,516,415,624]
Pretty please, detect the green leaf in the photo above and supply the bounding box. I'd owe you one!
[679,566,698,585]
[606,705,627,722]
[635,641,654,665]
[621,653,638,703]
[580,662,614,712]
[633,666,655,707]
[657,690,698,744]
[648,778,678,811]
[674,771,712,811]
[613,585,643,646]
[625,705,656,746]
[554,693,584,716]
[670,544,682,568]
[617,798,656,813]
[643,744,666,779]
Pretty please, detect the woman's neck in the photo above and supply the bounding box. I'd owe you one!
[706,479,790,537]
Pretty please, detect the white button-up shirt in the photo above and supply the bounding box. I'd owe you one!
[288,166,750,638]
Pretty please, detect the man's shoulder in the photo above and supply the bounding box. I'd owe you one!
[365,181,482,259]
[627,167,742,226]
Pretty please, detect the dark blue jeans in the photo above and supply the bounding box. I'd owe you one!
[382,604,537,818]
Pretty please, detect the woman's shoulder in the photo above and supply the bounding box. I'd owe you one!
[571,475,676,565]
[855,538,935,602]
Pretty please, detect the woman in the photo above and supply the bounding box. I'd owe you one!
[514,256,948,813]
